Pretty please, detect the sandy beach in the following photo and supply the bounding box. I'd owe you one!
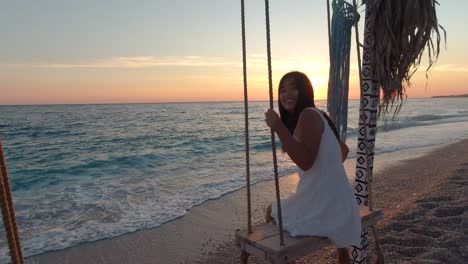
[2,0,468,262]
[28,137,468,264]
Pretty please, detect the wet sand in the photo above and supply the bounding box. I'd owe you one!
[28,138,468,264]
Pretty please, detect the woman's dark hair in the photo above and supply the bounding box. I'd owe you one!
[278,71,341,141]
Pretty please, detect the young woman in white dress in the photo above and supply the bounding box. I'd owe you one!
[264,71,361,264]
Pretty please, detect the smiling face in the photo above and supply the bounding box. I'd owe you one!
[279,77,299,113]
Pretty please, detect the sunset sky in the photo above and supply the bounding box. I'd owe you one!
[1,0,467,105]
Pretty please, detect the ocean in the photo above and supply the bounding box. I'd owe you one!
[0,98,467,262]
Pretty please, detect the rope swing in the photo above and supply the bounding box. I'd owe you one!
[239,0,285,243]
[236,1,384,263]
[263,0,285,247]
[0,140,24,264]
[240,0,252,235]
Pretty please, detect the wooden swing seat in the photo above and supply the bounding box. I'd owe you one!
[235,207,383,264]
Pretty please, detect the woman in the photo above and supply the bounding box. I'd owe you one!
[264,71,360,264]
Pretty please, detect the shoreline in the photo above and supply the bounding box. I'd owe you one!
[28,163,300,264]
[28,137,468,264]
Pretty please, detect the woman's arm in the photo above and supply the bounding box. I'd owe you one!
[265,109,323,171]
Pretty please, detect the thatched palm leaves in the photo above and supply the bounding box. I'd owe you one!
[364,0,446,116]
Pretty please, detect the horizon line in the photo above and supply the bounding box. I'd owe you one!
[0,96,451,107]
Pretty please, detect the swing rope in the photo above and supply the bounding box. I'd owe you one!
[263,0,285,246]
[240,0,252,234]
[0,140,24,264]
[238,0,284,247]
[327,0,333,96]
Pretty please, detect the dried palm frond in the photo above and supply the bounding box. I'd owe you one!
[364,0,446,117]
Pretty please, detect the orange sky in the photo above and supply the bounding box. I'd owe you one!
[1,1,466,105]
[2,59,465,105]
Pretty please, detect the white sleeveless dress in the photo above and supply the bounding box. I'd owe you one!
[271,107,361,247]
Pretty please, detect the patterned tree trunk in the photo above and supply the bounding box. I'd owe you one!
[351,5,379,264]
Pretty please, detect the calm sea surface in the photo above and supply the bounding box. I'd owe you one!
[0,98,467,262]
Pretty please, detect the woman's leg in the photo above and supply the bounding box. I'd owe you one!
[336,248,351,264]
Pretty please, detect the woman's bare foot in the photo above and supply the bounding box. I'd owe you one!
[265,204,273,223]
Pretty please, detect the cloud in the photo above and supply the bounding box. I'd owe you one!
[1,56,236,69]
[1,53,331,72]
[431,64,468,72]
[4,54,467,75]
[1,53,330,74]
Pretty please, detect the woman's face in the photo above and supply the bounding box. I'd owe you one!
[279,77,299,113]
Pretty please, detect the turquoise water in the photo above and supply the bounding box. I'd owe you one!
[0,98,467,262]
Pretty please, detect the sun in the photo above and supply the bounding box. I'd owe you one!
[309,75,328,100]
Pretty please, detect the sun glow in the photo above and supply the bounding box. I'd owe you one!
[309,75,328,100]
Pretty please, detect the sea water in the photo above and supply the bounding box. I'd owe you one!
[0,98,467,262]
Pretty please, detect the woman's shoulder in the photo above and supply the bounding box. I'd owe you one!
[300,107,324,118]
[298,107,324,124]
[294,107,324,140]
